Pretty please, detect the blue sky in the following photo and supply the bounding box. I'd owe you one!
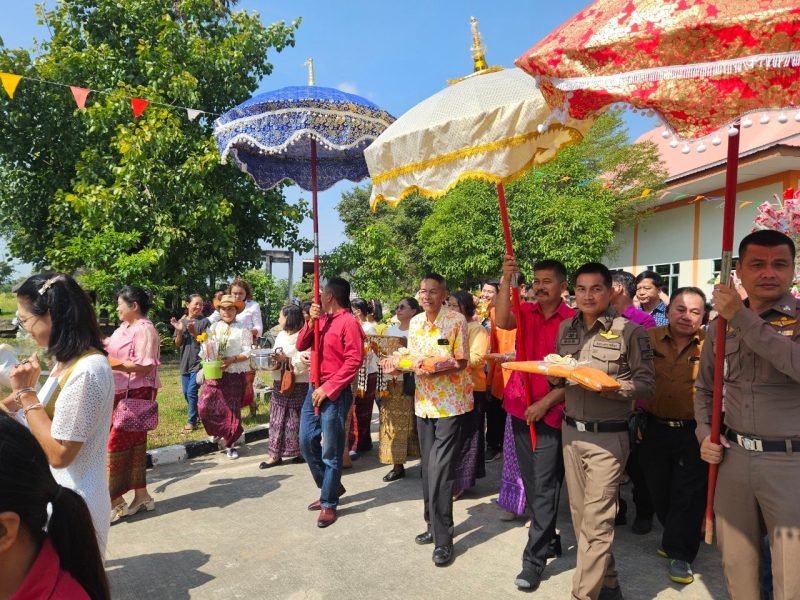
[2,1,655,281]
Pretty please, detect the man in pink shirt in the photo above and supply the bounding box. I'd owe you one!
[297,277,365,528]
[496,256,575,591]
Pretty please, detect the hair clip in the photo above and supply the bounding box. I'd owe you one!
[38,276,60,295]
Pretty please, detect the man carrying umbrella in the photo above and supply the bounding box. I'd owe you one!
[696,229,800,599]
[297,277,364,528]
[496,255,574,591]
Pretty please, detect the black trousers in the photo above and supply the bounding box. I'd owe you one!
[627,440,654,519]
[485,394,506,451]
[512,416,564,574]
[417,412,469,546]
[638,418,708,562]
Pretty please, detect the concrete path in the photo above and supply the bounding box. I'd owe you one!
[107,432,730,599]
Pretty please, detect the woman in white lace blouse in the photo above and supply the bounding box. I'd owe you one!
[3,273,114,556]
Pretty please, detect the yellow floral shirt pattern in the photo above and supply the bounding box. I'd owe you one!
[408,308,473,418]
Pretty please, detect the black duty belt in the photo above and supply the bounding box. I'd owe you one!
[647,414,695,428]
[564,416,628,433]
[724,426,800,453]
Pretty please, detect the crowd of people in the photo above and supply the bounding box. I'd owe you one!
[0,228,797,600]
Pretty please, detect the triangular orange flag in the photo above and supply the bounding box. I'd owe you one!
[130,98,149,118]
[70,86,90,110]
[0,73,23,99]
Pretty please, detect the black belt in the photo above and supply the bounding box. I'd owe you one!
[564,416,628,433]
[647,414,695,428]
[724,426,800,453]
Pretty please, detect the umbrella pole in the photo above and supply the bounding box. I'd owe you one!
[311,139,321,417]
[705,123,740,544]
[496,183,536,450]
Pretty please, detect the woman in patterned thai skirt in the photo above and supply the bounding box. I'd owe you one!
[208,278,262,417]
[378,297,422,482]
[106,286,161,522]
[349,298,378,457]
[259,304,309,468]
[449,291,489,499]
[198,295,252,460]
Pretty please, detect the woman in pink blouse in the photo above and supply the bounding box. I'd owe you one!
[105,286,161,522]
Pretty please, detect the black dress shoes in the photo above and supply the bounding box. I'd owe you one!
[383,467,405,482]
[632,515,653,535]
[415,530,434,545]
[432,543,454,566]
[545,533,563,559]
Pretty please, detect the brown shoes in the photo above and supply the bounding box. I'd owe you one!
[317,507,337,528]
[307,486,346,511]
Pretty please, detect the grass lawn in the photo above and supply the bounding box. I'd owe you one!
[150,357,273,449]
[0,292,16,317]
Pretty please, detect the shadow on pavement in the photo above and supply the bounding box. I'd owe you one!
[106,549,213,600]
[149,460,218,494]
[127,474,290,518]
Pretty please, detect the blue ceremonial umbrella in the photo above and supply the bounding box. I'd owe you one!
[213,61,394,403]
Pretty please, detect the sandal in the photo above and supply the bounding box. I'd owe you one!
[182,424,197,433]
[258,457,283,469]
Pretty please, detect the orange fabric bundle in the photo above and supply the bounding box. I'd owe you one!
[502,361,573,379]
[568,366,621,392]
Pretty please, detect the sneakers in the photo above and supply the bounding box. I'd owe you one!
[226,447,239,460]
[514,566,540,590]
[668,559,694,584]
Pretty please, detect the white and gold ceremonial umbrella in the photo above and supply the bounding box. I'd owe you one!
[364,18,596,448]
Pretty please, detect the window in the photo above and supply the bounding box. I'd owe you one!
[712,257,739,280]
[645,263,680,296]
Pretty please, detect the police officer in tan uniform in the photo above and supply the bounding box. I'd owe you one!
[696,230,800,600]
[555,263,655,600]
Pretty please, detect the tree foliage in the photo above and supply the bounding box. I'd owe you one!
[323,186,431,301]
[0,0,309,310]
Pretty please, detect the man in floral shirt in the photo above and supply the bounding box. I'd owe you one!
[406,273,472,567]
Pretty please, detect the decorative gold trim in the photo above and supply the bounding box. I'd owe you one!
[370,126,584,210]
[447,66,505,86]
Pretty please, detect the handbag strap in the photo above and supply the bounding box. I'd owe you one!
[45,350,101,419]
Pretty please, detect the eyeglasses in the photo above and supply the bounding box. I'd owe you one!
[15,312,38,330]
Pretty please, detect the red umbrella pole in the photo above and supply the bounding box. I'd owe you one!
[496,183,536,450]
[705,123,740,544]
[311,139,321,417]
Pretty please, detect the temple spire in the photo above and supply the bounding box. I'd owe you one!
[304,58,315,86]
[470,16,489,73]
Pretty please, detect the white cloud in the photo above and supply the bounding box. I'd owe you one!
[336,82,360,95]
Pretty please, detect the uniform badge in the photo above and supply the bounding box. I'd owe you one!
[769,316,797,328]
[599,330,619,340]
[781,304,793,313]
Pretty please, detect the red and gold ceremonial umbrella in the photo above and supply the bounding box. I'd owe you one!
[515,0,800,542]
[365,17,595,448]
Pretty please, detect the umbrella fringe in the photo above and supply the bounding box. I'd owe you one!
[546,51,800,92]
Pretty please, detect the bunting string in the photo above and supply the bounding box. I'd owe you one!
[0,71,219,121]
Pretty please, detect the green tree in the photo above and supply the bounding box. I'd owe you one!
[292,273,315,301]
[419,110,666,287]
[242,268,289,328]
[323,185,432,299]
[0,0,309,311]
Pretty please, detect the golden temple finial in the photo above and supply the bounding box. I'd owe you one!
[470,16,489,73]
[447,16,502,85]
[304,58,315,86]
